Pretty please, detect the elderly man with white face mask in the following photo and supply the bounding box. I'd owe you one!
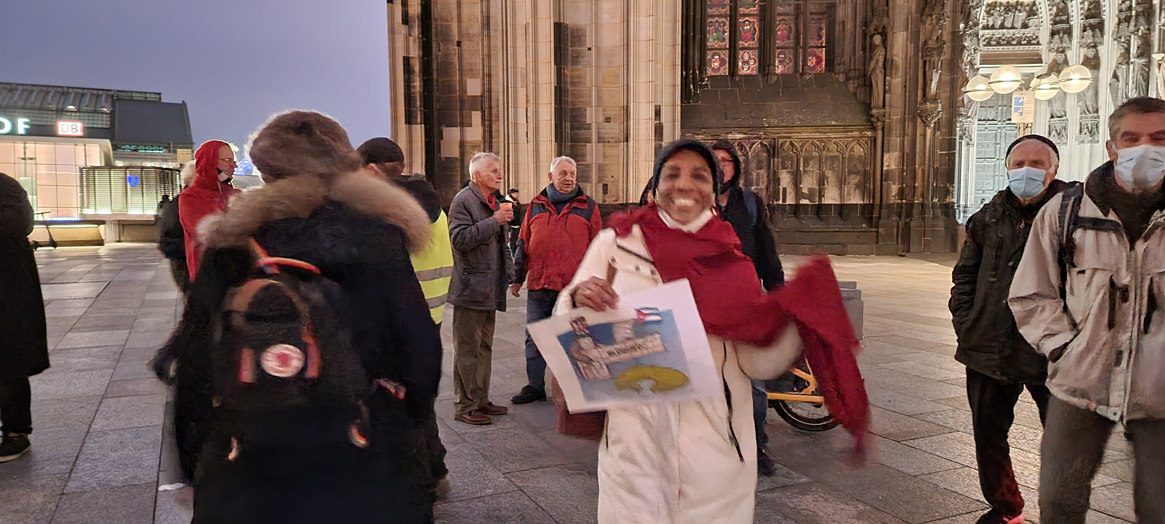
[950,133,1076,524]
[1009,97,1165,524]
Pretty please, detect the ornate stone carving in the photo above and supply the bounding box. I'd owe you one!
[868,34,886,109]
[979,0,1041,48]
[1128,17,1152,98]
[919,100,943,128]
[923,35,946,100]
[922,0,950,31]
[868,1,888,37]
[958,115,976,146]
[1078,25,1104,144]
[1049,119,1069,145]
[1111,27,1132,109]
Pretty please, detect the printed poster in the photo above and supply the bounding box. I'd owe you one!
[528,280,722,413]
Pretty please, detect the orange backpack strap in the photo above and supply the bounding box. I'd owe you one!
[249,238,321,275]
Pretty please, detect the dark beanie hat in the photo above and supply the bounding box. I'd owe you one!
[1005,134,1059,162]
[358,137,405,165]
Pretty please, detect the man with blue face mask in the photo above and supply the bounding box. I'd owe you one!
[1010,97,1165,524]
[950,133,1075,524]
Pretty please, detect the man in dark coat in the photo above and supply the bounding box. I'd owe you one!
[0,173,49,463]
[448,152,514,425]
[156,192,190,294]
[709,140,785,477]
[155,112,442,523]
[949,134,1069,524]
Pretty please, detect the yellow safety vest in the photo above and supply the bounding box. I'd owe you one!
[412,211,454,324]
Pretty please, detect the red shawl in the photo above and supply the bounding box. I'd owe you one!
[609,204,869,458]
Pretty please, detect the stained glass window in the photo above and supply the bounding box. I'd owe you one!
[701,0,832,77]
[706,0,731,77]
[805,13,827,73]
[738,15,759,75]
[773,4,797,75]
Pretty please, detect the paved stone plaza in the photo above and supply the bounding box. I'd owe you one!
[0,245,1139,523]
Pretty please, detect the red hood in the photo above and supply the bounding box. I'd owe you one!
[193,140,231,190]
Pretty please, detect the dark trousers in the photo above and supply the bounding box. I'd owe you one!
[0,377,32,435]
[523,289,559,393]
[424,322,448,481]
[965,368,1050,518]
[1041,396,1165,524]
[452,307,496,416]
[752,380,769,447]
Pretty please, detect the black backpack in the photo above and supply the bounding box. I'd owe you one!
[157,195,185,261]
[210,241,372,457]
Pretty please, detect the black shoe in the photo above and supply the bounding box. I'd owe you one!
[511,385,547,405]
[757,447,776,477]
[0,433,31,463]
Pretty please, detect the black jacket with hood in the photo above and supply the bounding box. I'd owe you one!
[157,113,441,524]
[950,179,1076,383]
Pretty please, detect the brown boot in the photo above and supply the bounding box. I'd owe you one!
[479,403,509,416]
[454,410,492,425]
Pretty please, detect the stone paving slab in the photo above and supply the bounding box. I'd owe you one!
[0,246,1140,523]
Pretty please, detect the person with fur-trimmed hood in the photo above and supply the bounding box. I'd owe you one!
[156,111,442,523]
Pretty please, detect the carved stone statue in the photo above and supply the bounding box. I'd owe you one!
[1129,25,1151,98]
[1156,55,1165,98]
[924,35,947,98]
[1081,44,1101,116]
[868,34,887,108]
[1111,37,1130,109]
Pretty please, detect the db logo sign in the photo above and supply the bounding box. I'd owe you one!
[57,121,84,137]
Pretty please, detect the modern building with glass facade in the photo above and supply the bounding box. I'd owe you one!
[0,82,193,242]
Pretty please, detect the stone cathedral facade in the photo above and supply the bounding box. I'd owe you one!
[387,0,974,254]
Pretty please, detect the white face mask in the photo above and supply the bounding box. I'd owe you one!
[1114,144,1165,192]
[1007,166,1048,201]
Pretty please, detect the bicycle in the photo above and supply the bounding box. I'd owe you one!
[765,359,839,432]
[29,211,58,250]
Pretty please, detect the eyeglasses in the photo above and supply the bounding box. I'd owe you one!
[219,158,237,164]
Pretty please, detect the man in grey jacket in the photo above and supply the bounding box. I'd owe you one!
[1009,97,1165,523]
[448,153,515,425]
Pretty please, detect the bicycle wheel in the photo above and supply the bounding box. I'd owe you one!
[770,398,839,432]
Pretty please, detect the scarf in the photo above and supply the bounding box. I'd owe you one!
[609,203,869,457]
[547,184,580,213]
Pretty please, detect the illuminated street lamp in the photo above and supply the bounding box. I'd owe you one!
[1058,65,1092,94]
[989,66,1023,94]
[1032,73,1060,100]
[965,75,994,101]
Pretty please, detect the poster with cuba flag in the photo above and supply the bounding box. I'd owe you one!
[528,279,722,413]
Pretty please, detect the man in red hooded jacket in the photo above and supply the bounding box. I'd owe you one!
[179,140,240,279]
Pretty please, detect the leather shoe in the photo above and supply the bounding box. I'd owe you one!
[455,411,492,425]
[511,385,547,405]
[479,403,509,416]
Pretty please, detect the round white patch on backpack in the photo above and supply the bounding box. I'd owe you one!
[260,344,305,377]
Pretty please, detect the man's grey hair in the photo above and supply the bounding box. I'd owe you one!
[468,152,501,176]
[1108,97,1165,139]
[549,156,577,172]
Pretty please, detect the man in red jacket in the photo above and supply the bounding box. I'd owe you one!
[509,156,603,404]
[179,140,240,279]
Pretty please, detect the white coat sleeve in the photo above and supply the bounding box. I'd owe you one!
[733,326,803,380]
[1007,195,1079,357]
[554,229,618,315]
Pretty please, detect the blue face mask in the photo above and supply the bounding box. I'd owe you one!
[1007,166,1047,201]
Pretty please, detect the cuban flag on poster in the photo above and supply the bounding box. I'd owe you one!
[635,307,663,324]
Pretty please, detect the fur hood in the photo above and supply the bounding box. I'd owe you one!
[198,167,432,254]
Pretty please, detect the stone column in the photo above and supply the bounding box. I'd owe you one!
[389,0,426,175]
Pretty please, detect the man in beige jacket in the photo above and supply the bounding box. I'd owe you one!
[1009,97,1165,524]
